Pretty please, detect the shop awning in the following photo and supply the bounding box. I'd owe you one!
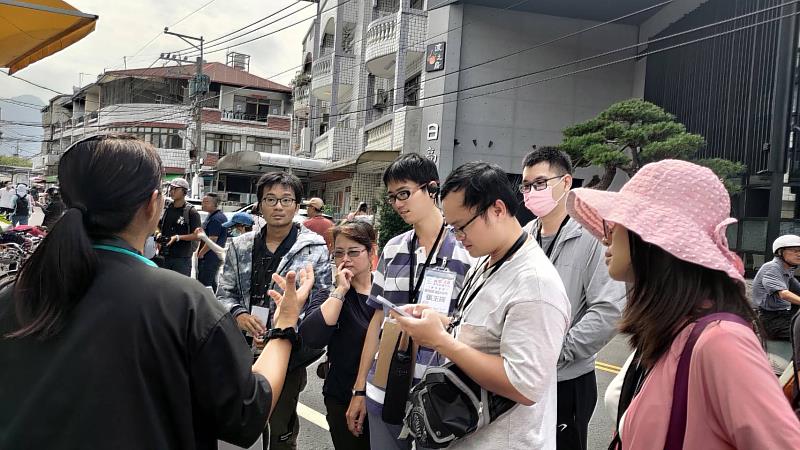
[310,150,400,182]
[0,0,98,75]
[216,151,329,175]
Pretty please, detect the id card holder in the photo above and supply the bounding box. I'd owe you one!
[417,267,457,315]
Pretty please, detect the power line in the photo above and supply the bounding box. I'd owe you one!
[171,0,218,27]
[182,0,349,58]
[173,0,306,53]
[4,73,67,96]
[326,0,671,118]
[303,0,799,123]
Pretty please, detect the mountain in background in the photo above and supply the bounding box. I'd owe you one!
[0,95,45,158]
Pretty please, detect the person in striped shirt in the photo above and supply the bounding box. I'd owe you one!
[346,153,474,450]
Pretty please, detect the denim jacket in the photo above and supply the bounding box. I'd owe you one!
[216,223,332,323]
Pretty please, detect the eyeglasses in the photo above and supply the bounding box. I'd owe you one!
[385,185,426,204]
[449,210,484,240]
[261,197,297,207]
[519,175,564,193]
[333,248,368,259]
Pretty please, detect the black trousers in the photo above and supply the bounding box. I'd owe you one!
[162,256,191,277]
[196,257,221,291]
[759,305,800,341]
[324,396,371,450]
[556,370,597,450]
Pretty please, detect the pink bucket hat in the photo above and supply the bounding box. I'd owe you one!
[566,159,744,283]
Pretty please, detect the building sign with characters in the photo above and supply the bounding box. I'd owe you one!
[426,42,446,72]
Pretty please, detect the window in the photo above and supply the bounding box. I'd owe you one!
[205,133,240,156]
[404,73,421,106]
[231,95,282,122]
[246,136,283,154]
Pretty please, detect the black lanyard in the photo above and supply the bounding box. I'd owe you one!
[535,215,570,258]
[408,223,446,304]
[448,232,529,332]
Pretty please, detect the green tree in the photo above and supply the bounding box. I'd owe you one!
[375,189,411,251]
[560,99,744,193]
[0,155,32,168]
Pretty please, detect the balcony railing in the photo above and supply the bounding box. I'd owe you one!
[365,11,426,78]
[221,109,269,123]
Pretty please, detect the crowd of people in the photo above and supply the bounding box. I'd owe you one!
[1,132,800,450]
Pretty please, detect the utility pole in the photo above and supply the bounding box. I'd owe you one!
[163,28,206,196]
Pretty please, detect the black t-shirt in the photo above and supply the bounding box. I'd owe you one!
[299,287,374,404]
[250,225,299,308]
[0,237,271,449]
[160,202,201,258]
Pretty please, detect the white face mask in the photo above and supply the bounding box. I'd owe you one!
[230,228,241,237]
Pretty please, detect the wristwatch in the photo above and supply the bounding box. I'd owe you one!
[330,290,345,301]
[352,389,366,397]
[264,327,300,346]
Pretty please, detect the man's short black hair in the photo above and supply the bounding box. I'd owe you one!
[441,161,518,217]
[522,146,573,175]
[382,152,439,187]
[256,172,303,203]
[204,192,219,207]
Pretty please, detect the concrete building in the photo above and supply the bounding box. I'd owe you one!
[38,58,297,205]
[290,0,799,271]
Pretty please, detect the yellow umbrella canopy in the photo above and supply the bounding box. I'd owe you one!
[0,0,97,74]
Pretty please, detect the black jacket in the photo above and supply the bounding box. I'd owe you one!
[0,238,271,450]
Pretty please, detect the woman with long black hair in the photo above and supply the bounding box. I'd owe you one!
[0,134,310,449]
[568,159,800,449]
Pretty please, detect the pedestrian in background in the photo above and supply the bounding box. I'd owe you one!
[568,159,800,449]
[300,221,377,450]
[0,181,15,219]
[0,133,308,449]
[223,211,255,237]
[11,183,35,227]
[304,197,335,251]
[196,192,227,291]
[158,178,201,276]
[752,234,800,341]
[42,187,66,229]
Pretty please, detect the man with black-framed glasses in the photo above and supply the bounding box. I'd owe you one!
[217,171,332,450]
[520,147,625,450]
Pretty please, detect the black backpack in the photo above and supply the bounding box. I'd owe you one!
[13,195,29,217]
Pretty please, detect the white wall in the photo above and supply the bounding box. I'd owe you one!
[447,5,639,173]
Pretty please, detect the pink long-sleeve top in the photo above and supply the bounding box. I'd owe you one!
[621,320,800,449]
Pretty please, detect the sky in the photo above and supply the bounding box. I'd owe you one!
[0,0,311,103]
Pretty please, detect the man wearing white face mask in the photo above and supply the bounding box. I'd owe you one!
[520,147,626,450]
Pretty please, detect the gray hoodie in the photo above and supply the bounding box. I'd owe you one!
[524,217,626,381]
[217,223,332,323]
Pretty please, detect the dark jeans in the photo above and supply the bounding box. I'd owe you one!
[556,370,597,450]
[162,256,191,277]
[196,257,221,291]
[760,305,800,341]
[264,367,308,450]
[325,396,370,450]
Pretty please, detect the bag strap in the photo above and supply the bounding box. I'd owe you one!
[664,312,750,450]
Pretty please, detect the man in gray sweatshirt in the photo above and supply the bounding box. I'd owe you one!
[520,147,626,450]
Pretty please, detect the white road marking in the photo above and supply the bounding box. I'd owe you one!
[297,402,329,431]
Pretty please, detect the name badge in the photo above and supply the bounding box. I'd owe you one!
[418,268,457,315]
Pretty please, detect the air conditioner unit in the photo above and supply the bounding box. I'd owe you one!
[374,89,388,109]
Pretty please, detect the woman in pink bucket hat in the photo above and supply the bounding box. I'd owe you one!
[567,159,800,449]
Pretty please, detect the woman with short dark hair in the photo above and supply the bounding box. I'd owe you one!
[0,134,310,450]
[300,220,377,450]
